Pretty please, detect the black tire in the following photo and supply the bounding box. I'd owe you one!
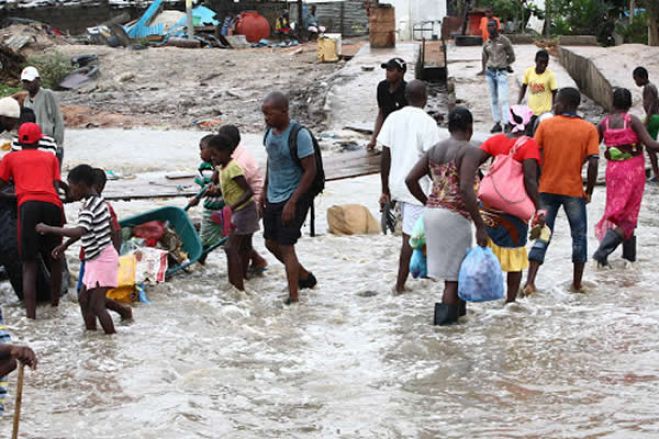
[455,35,483,46]
[0,198,69,301]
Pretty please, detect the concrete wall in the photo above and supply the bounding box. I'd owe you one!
[559,46,613,111]
[379,0,447,41]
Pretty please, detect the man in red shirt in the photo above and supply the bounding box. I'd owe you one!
[0,123,65,319]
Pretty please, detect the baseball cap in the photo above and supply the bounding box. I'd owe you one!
[380,57,407,72]
[18,122,43,145]
[0,97,20,119]
[20,66,40,82]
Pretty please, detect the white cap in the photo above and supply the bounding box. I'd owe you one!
[0,97,21,118]
[20,66,40,82]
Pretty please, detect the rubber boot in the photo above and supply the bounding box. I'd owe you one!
[434,303,460,326]
[622,235,636,263]
[593,229,624,266]
[458,299,467,317]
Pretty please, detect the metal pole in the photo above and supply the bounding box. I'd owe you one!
[186,0,194,39]
[298,0,304,41]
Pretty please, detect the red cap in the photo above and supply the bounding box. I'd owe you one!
[18,122,43,145]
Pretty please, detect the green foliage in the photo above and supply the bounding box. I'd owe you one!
[25,51,73,89]
[0,84,21,97]
[616,12,649,44]
[488,0,519,22]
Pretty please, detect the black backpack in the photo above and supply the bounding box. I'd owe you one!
[264,122,325,197]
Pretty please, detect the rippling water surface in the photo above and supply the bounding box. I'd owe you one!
[2,131,659,438]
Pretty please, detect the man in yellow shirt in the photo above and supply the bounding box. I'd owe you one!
[518,50,558,135]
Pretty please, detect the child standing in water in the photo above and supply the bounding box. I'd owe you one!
[188,134,225,263]
[57,168,131,321]
[208,134,259,291]
[37,164,129,334]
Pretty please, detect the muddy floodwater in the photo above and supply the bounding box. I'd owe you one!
[2,130,659,437]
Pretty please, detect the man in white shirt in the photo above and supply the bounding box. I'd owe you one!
[378,80,440,293]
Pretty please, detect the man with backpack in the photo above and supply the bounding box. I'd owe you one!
[379,80,440,294]
[261,91,323,305]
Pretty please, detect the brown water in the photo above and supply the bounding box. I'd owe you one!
[2,131,659,437]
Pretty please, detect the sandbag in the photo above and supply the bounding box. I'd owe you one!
[458,246,504,302]
[327,204,380,236]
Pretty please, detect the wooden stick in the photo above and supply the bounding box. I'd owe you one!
[11,363,25,439]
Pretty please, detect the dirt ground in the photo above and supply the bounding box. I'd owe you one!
[53,42,358,133]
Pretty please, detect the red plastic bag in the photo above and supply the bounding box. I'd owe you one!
[132,221,166,247]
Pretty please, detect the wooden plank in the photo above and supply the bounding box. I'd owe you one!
[423,40,446,68]
[103,150,381,201]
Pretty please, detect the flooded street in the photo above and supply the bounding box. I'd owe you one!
[2,129,659,438]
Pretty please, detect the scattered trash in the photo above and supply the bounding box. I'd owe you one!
[58,64,100,90]
[225,35,250,49]
[165,37,201,49]
[115,72,135,83]
[192,117,223,129]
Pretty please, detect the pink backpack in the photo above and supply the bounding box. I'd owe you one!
[478,136,535,222]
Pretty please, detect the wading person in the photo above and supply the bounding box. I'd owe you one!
[406,108,487,325]
[0,310,36,416]
[378,80,440,294]
[208,134,260,291]
[219,124,268,273]
[524,88,600,294]
[367,58,408,150]
[518,50,558,136]
[633,66,659,182]
[187,134,225,264]
[475,105,543,303]
[593,88,659,266]
[479,20,515,134]
[0,123,65,320]
[261,92,317,304]
[37,164,129,334]
[21,66,64,149]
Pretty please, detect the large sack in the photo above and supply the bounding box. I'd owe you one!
[327,204,380,236]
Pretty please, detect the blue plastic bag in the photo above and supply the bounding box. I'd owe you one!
[409,216,425,250]
[410,248,427,279]
[458,246,504,302]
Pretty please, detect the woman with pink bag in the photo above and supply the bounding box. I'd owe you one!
[473,105,544,303]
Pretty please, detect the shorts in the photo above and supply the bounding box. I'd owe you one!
[232,202,259,235]
[263,196,312,246]
[83,245,119,290]
[19,201,63,261]
[648,114,659,140]
[200,208,224,248]
[399,202,424,236]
